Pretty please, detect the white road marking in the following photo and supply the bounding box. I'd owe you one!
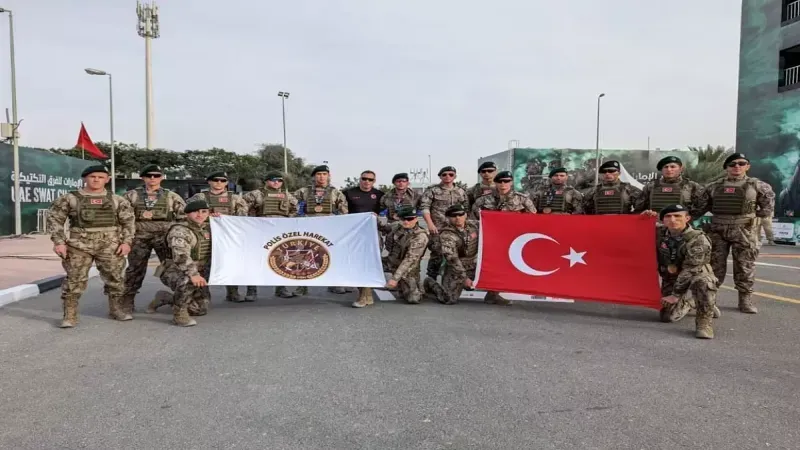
[728,260,800,270]
[373,289,397,301]
[373,289,574,303]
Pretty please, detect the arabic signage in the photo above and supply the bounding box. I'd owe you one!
[0,143,93,235]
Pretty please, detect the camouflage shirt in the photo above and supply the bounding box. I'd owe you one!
[293,185,348,215]
[439,219,480,278]
[633,176,704,217]
[467,181,496,209]
[470,191,536,219]
[379,188,419,222]
[48,190,136,246]
[418,183,469,227]
[657,226,717,297]
[696,176,775,218]
[243,189,299,217]
[378,222,429,281]
[165,222,210,278]
[123,187,186,233]
[581,181,643,215]
[528,183,583,214]
[188,190,249,216]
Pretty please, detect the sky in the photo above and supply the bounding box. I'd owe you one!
[0,0,742,186]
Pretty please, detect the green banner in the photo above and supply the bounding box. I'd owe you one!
[0,143,93,236]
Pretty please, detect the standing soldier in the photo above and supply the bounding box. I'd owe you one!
[657,204,718,339]
[425,204,479,305]
[293,164,349,295]
[582,160,642,215]
[529,167,583,214]
[419,166,469,285]
[467,161,497,209]
[149,200,213,327]
[634,156,704,218]
[342,170,384,303]
[242,172,299,298]
[188,171,248,302]
[47,165,136,328]
[696,153,775,314]
[121,164,185,315]
[380,173,419,223]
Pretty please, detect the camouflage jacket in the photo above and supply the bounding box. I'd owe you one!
[293,185,348,215]
[439,219,480,278]
[48,190,136,246]
[165,222,210,278]
[242,189,299,217]
[696,176,775,219]
[581,181,642,215]
[188,190,249,216]
[470,191,536,219]
[528,183,583,214]
[633,176,704,217]
[379,188,419,222]
[378,222,429,280]
[123,187,186,233]
[657,226,717,296]
[419,183,469,227]
[467,182,496,209]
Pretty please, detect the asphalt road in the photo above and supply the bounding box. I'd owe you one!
[1,246,799,449]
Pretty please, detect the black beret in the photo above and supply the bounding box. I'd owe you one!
[549,167,567,177]
[656,156,682,170]
[264,171,284,181]
[659,204,689,221]
[723,153,749,167]
[599,160,620,171]
[185,200,210,214]
[206,171,228,180]
[438,166,457,176]
[139,164,162,177]
[478,161,497,172]
[396,206,417,219]
[445,204,467,217]
[493,170,513,182]
[311,165,329,175]
[392,173,409,183]
[81,165,109,178]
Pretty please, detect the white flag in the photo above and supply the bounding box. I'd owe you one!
[208,213,385,287]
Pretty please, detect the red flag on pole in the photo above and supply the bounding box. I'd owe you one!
[75,122,107,159]
[474,211,662,309]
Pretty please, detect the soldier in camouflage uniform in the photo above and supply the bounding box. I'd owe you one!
[293,165,349,295]
[188,171,248,302]
[470,170,536,305]
[424,204,479,305]
[656,204,718,339]
[528,167,583,214]
[581,160,642,215]
[242,172,299,299]
[695,153,775,314]
[419,166,469,285]
[47,165,136,328]
[147,200,213,327]
[379,173,419,223]
[121,164,185,315]
[467,161,497,209]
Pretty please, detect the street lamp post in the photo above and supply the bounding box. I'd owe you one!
[85,68,116,193]
[0,7,20,235]
[277,91,290,175]
[136,1,160,150]
[593,93,606,187]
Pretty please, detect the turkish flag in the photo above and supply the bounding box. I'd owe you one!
[75,122,108,159]
[475,211,661,309]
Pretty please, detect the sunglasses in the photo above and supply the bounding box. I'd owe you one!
[600,169,618,174]
[401,216,417,221]
[142,173,162,178]
[440,173,456,178]
[449,212,466,217]
[267,178,283,182]
[727,161,748,167]
[210,178,228,183]
[480,169,495,174]
[496,179,512,184]
[361,177,375,182]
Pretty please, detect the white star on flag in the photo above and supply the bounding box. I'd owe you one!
[561,248,587,267]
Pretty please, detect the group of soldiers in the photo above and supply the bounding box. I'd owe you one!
[48,151,775,339]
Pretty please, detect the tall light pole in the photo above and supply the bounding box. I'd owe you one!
[85,68,116,193]
[0,7,20,235]
[137,1,159,150]
[593,93,606,187]
[277,91,290,175]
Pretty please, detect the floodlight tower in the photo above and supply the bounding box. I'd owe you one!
[137,1,160,150]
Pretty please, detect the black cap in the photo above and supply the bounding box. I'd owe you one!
[396,206,417,219]
[659,204,690,221]
[438,166,457,176]
[311,165,329,176]
[549,167,567,178]
[493,170,513,182]
[478,161,497,172]
[206,171,228,181]
[81,165,109,178]
[185,200,210,214]
[656,156,682,171]
[599,160,620,171]
[392,173,409,183]
[139,164,162,177]
[445,204,467,217]
[264,171,284,181]
[723,153,749,167]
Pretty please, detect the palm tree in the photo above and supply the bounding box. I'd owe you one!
[683,145,733,184]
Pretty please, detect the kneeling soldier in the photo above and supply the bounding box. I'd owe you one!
[424,204,479,305]
[657,204,718,339]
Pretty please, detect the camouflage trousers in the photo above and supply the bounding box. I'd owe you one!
[708,222,758,294]
[61,232,126,303]
[123,229,169,298]
[425,263,476,305]
[426,234,444,279]
[383,261,423,303]
[660,274,695,321]
[159,262,211,315]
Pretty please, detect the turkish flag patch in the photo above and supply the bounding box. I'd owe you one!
[148,196,157,201]
[723,187,735,194]
[661,187,673,193]
[218,196,229,203]
[203,232,210,239]
[603,190,615,196]
[556,190,563,195]
[90,199,103,205]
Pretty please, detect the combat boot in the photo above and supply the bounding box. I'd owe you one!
[712,305,721,318]
[275,287,295,298]
[328,286,347,294]
[423,277,445,303]
[293,286,308,296]
[352,288,373,308]
[244,286,258,302]
[108,296,133,321]
[146,290,173,313]
[484,291,512,306]
[225,286,244,303]
[120,294,136,315]
[172,305,197,327]
[406,290,421,305]
[59,297,79,328]
[695,314,714,339]
[739,293,758,314]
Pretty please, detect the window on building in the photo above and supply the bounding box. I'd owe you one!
[783,0,800,23]
[779,45,800,90]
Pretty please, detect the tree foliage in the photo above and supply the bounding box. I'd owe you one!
[684,145,733,184]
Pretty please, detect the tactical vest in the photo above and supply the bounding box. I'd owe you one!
[304,185,334,216]
[594,184,626,215]
[649,179,685,213]
[260,188,291,217]
[657,228,706,273]
[386,226,424,266]
[167,223,211,265]
[445,224,479,258]
[134,187,173,221]
[388,190,415,219]
[711,179,757,217]
[203,191,234,215]
[71,190,118,230]
[539,187,567,213]
[472,183,494,200]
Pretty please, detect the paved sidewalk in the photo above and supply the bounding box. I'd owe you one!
[0,235,62,290]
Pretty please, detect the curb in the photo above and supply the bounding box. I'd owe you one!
[0,267,100,308]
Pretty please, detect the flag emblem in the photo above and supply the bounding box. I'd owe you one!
[90,199,103,205]
[723,187,735,194]
[267,237,331,280]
